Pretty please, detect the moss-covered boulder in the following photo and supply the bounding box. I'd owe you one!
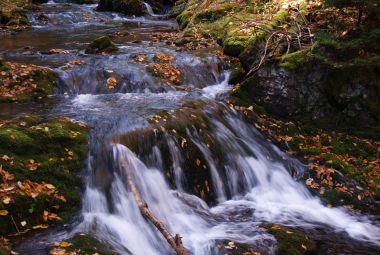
[0,62,58,102]
[96,0,146,16]
[85,36,118,54]
[0,115,88,236]
[0,7,30,27]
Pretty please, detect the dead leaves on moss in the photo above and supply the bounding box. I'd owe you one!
[230,103,379,207]
[0,62,54,102]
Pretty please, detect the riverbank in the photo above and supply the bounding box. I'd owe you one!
[172,0,380,137]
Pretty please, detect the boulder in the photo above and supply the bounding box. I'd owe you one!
[85,36,118,54]
[97,0,147,16]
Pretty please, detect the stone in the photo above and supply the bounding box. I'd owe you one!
[97,0,147,16]
[85,36,118,54]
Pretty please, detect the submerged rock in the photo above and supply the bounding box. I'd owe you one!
[97,0,147,16]
[85,36,118,54]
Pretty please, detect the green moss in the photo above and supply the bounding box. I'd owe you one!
[0,66,57,103]
[223,36,250,57]
[176,11,192,30]
[323,154,363,181]
[270,9,288,28]
[169,2,187,17]
[228,61,245,84]
[265,224,316,255]
[66,234,115,255]
[0,248,8,255]
[278,48,313,70]
[0,116,88,236]
[299,147,323,156]
[322,189,357,206]
[85,36,118,54]
[193,8,225,24]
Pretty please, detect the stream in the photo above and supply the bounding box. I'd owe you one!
[1,1,380,254]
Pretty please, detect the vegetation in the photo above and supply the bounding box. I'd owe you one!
[0,116,88,252]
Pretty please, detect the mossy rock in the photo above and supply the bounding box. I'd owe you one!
[49,234,116,255]
[169,2,187,18]
[265,224,316,255]
[176,11,192,30]
[228,60,245,85]
[85,36,118,54]
[1,7,30,27]
[0,116,88,236]
[278,47,314,70]
[193,9,225,24]
[0,64,58,103]
[223,36,250,57]
[97,0,146,16]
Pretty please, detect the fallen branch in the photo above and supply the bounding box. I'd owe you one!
[125,169,190,255]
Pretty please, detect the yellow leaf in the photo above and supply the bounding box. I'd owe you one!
[2,197,11,204]
[45,184,55,190]
[59,241,72,248]
[0,210,9,216]
[32,224,48,229]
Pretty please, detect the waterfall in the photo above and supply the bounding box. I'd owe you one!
[77,103,380,254]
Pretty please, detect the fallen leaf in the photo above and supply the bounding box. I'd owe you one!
[0,210,9,216]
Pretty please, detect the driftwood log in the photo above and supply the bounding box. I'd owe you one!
[125,171,190,255]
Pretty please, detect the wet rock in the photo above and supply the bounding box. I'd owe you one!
[234,60,380,137]
[174,37,191,46]
[97,0,147,16]
[215,240,266,255]
[36,13,49,24]
[263,224,316,255]
[1,8,30,27]
[32,0,49,4]
[70,0,97,4]
[85,36,118,54]
[228,60,245,85]
[49,233,116,255]
[0,62,58,102]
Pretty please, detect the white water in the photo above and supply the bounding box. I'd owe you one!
[143,2,168,18]
[76,82,380,254]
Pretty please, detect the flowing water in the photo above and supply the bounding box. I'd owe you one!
[1,1,380,254]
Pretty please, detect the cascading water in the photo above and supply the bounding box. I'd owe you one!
[2,1,380,254]
[76,98,380,254]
